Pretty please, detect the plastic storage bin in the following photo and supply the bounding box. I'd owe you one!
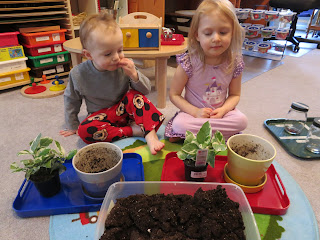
[0,68,30,87]
[0,29,19,48]
[27,51,70,67]
[22,41,66,56]
[95,181,261,240]
[30,61,71,78]
[19,29,67,46]
[0,57,28,74]
[0,45,25,62]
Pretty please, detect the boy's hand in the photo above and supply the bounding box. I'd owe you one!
[196,108,213,118]
[59,129,78,137]
[118,58,138,82]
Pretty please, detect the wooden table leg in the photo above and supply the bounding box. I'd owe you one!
[70,52,82,67]
[155,57,169,109]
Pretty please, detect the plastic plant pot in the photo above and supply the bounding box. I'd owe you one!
[31,170,61,198]
[184,160,208,182]
[275,28,290,40]
[72,142,123,198]
[261,27,274,38]
[236,8,252,20]
[265,10,279,21]
[244,41,256,51]
[279,11,295,23]
[258,43,271,53]
[250,10,265,20]
[246,26,260,38]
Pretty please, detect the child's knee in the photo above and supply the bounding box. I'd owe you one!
[237,113,248,131]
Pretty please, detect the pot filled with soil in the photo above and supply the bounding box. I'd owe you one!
[226,134,276,186]
[183,159,208,182]
[30,169,61,197]
[72,142,123,198]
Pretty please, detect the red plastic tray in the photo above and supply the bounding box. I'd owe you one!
[161,34,185,45]
[22,41,66,56]
[161,152,290,215]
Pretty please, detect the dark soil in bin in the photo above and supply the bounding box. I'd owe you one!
[100,185,245,240]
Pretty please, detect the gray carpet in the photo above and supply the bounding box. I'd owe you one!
[1,49,320,239]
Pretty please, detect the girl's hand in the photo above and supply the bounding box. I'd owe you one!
[196,108,214,118]
[59,129,78,137]
[210,107,227,119]
[118,58,138,82]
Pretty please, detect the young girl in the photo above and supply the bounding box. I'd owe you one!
[59,12,165,155]
[165,0,248,141]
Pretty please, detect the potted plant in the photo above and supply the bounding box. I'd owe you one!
[72,142,123,199]
[177,121,227,182]
[10,133,77,197]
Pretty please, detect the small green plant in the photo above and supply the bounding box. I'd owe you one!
[10,133,77,180]
[177,121,227,167]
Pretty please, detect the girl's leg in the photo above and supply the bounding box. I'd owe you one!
[172,108,247,140]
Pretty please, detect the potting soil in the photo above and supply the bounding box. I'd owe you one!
[100,185,245,240]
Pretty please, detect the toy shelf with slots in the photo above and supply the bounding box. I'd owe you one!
[236,8,296,60]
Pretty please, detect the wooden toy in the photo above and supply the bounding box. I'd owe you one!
[53,75,64,84]
[50,80,66,91]
[24,82,46,95]
[40,75,50,84]
[119,12,162,51]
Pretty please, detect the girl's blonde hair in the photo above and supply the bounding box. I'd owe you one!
[188,0,244,74]
[79,12,119,50]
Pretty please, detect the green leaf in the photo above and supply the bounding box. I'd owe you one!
[30,133,42,153]
[55,140,65,155]
[207,150,216,168]
[181,143,198,155]
[66,149,77,160]
[177,151,188,160]
[17,150,30,156]
[184,131,195,144]
[38,148,51,157]
[39,137,53,148]
[196,121,212,144]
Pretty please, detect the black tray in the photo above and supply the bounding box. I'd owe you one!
[264,118,320,159]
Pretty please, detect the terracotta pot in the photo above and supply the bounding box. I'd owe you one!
[184,159,208,182]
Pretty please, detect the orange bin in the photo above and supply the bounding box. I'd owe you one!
[19,29,67,46]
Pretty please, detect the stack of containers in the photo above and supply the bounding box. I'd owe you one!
[0,28,30,88]
[19,29,71,79]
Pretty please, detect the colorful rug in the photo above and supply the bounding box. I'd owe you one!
[49,126,319,240]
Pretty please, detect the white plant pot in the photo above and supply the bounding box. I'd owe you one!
[227,134,276,186]
[72,142,123,198]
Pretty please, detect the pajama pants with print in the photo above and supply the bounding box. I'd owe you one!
[78,89,165,144]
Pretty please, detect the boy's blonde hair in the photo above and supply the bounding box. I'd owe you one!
[79,12,119,50]
[188,0,244,74]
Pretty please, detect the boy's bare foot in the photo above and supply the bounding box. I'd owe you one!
[145,129,165,155]
[130,123,144,137]
[169,137,183,143]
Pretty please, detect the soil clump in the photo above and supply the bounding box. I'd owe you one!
[100,185,245,240]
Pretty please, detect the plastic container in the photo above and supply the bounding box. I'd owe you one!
[244,41,256,51]
[27,51,70,67]
[22,41,66,56]
[305,118,320,154]
[265,10,279,21]
[236,8,252,19]
[0,28,19,47]
[274,44,285,52]
[284,102,309,135]
[30,61,71,78]
[0,57,28,74]
[19,29,67,46]
[258,42,271,53]
[246,26,260,38]
[95,181,261,240]
[251,10,265,20]
[279,11,295,23]
[161,34,185,45]
[0,68,30,87]
[0,45,25,62]
[261,27,274,38]
[275,28,290,40]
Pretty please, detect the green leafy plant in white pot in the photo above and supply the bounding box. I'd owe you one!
[10,133,77,197]
[177,121,227,182]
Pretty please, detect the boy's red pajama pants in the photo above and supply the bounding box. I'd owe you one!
[77,89,165,144]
